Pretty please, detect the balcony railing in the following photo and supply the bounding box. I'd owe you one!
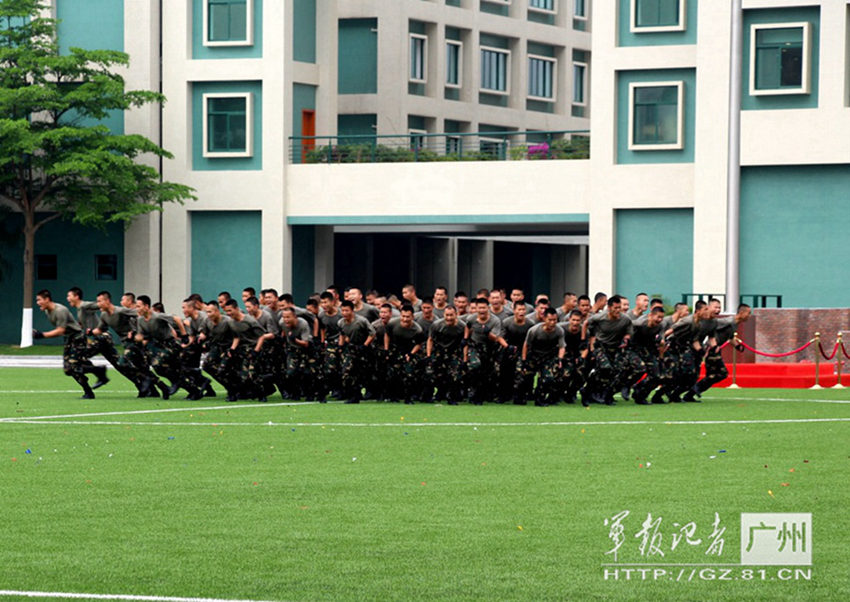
[289,130,589,164]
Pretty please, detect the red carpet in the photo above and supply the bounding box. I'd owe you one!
[711,362,849,388]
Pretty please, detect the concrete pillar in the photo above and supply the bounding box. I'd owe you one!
[313,226,335,291]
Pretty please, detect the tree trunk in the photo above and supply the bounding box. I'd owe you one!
[19,210,35,347]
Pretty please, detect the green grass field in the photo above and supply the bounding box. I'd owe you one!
[1,368,849,601]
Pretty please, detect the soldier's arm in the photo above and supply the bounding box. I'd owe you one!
[384,332,390,351]
[426,336,433,357]
[521,342,528,361]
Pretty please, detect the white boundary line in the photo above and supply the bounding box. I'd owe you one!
[0,591,277,602]
[3,418,850,428]
[0,401,320,423]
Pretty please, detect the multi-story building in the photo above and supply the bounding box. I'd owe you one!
[3,0,849,344]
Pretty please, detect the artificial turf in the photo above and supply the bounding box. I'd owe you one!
[1,368,848,601]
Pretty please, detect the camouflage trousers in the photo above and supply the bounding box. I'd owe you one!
[425,347,466,402]
[496,346,521,402]
[63,334,95,379]
[368,347,389,399]
[515,354,562,403]
[385,351,421,402]
[87,333,152,389]
[467,344,497,403]
[340,344,370,400]
[203,344,240,392]
[696,348,728,393]
[586,346,645,397]
[632,347,663,400]
[669,345,700,392]
[322,341,343,394]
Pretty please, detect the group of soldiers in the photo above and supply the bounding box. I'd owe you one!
[33,284,752,406]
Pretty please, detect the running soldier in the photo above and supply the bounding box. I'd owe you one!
[466,297,507,404]
[222,299,267,401]
[319,291,344,398]
[685,301,751,401]
[337,300,375,403]
[384,305,426,403]
[501,302,533,404]
[518,307,566,406]
[278,306,316,400]
[630,307,666,405]
[33,289,106,399]
[583,295,634,406]
[560,309,587,403]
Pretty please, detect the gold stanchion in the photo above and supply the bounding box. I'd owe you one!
[834,332,845,389]
[810,332,822,389]
[728,333,740,389]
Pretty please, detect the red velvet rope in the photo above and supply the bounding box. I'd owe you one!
[818,341,840,361]
[737,338,815,358]
[842,342,850,361]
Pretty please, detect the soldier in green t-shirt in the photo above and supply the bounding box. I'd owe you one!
[33,289,107,399]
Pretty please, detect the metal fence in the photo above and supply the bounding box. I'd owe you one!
[289,130,589,164]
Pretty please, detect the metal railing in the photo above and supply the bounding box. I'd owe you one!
[682,293,783,309]
[289,129,589,164]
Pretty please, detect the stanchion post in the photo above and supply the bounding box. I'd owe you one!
[729,333,740,388]
[811,332,822,389]
[835,332,845,389]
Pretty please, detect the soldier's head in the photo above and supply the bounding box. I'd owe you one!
[577,295,591,316]
[365,290,379,305]
[709,297,722,317]
[619,297,630,313]
[278,293,295,308]
[152,302,165,313]
[349,288,363,304]
[593,292,608,312]
[188,293,204,310]
[433,286,448,306]
[281,306,298,328]
[66,287,83,306]
[96,290,113,311]
[635,293,649,312]
[181,297,197,318]
[326,285,341,303]
[535,297,549,319]
[513,301,527,321]
[648,306,665,327]
[510,288,525,305]
[568,309,583,332]
[736,303,752,323]
[306,298,320,315]
[242,287,255,304]
[489,290,504,311]
[121,292,135,309]
[454,292,469,314]
[420,296,434,318]
[379,303,393,324]
[223,298,241,319]
[477,288,490,300]
[340,300,355,321]
[543,307,558,330]
[217,291,231,309]
[136,295,152,315]
[443,304,458,326]
[261,288,279,308]
[35,289,53,310]
[402,284,417,303]
[674,302,690,318]
[475,297,490,318]
[562,292,577,310]
[320,291,336,313]
[607,295,623,319]
[694,300,709,319]
[650,297,664,309]
[244,296,261,316]
[400,305,414,328]
[205,300,221,321]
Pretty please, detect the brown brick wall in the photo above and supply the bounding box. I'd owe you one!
[750,308,850,364]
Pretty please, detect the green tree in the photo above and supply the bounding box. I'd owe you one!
[0,0,194,346]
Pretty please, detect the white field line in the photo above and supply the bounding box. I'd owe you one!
[1,390,138,394]
[3,418,850,428]
[0,401,321,423]
[0,590,277,602]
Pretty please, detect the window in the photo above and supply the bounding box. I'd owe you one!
[409,129,427,151]
[630,0,685,33]
[35,254,57,280]
[528,55,556,101]
[749,23,811,96]
[574,0,586,18]
[573,62,587,105]
[628,81,683,150]
[529,0,556,14]
[479,137,508,159]
[410,34,427,83]
[204,0,253,46]
[446,135,462,156]
[446,41,462,88]
[480,47,510,94]
[95,255,118,281]
[203,93,253,157]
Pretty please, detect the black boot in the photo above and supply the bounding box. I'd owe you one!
[90,366,109,390]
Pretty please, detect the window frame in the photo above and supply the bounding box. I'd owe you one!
[95,254,118,281]
[574,0,587,20]
[748,22,811,96]
[203,0,253,47]
[409,33,428,84]
[409,128,428,151]
[630,0,686,34]
[572,61,588,106]
[627,81,684,151]
[527,54,557,102]
[446,40,463,89]
[529,0,557,16]
[202,92,254,158]
[480,45,512,96]
[479,136,509,160]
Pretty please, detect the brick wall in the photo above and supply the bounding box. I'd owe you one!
[751,308,850,364]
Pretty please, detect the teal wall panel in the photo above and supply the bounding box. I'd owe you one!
[615,209,693,305]
[291,83,316,164]
[291,226,315,304]
[337,114,376,138]
[292,0,316,63]
[192,0,263,59]
[742,7,819,111]
[740,166,849,307]
[190,211,261,303]
[616,68,696,164]
[338,18,378,94]
[192,81,263,170]
[618,0,697,47]
[57,0,123,53]
[0,215,124,344]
